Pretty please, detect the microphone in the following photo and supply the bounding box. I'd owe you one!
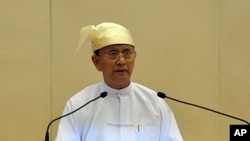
[157,92,250,125]
[45,91,108,141]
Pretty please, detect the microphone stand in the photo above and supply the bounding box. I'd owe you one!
[157,92,250,125]
[45,91,108,141]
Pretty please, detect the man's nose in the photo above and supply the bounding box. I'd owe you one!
[116,55,126,65]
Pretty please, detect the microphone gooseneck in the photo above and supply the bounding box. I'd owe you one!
[157,92,250,125]
[45,91,108,141]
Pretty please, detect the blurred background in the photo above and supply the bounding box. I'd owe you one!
[1,0,249,140]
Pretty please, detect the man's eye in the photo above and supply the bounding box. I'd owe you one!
[124,51,132,55]
[108,51,118,56]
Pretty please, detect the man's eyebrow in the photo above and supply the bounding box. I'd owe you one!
[106,49,118,52]
[123,48,133,51]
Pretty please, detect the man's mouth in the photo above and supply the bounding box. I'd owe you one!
[114,69,127,72]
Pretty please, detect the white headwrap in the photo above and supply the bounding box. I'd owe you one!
[75,22,135,53]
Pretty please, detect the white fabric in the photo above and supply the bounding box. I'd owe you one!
[75,22,135,53]
[55,82,183,141]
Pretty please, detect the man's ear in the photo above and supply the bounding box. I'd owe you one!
[91,55,102,71]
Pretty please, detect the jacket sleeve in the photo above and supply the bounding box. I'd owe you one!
[55,101,81,141]
[159,99,183,141]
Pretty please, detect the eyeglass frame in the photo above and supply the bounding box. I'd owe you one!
[94,48,136,61]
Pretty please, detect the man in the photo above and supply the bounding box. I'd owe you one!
[55,22,183,141]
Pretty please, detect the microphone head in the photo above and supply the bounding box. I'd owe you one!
[157,92,166,99]
[100,91,108,98]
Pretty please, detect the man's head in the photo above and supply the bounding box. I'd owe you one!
[78,22,136,89]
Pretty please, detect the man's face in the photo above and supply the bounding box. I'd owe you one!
[92,44,136,89]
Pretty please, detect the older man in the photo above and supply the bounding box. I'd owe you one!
[55,22,183,141]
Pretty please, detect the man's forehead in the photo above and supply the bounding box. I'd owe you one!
[102,44,134,51]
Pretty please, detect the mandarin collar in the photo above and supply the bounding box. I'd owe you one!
[102,81,132,96]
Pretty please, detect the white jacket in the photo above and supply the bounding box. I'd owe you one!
[55,82,183,141]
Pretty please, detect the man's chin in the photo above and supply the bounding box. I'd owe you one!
[115,78,130,83]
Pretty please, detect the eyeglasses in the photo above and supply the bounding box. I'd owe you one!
[105,50,136,61]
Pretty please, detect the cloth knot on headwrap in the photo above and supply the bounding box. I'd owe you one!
[75,22,135,53]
